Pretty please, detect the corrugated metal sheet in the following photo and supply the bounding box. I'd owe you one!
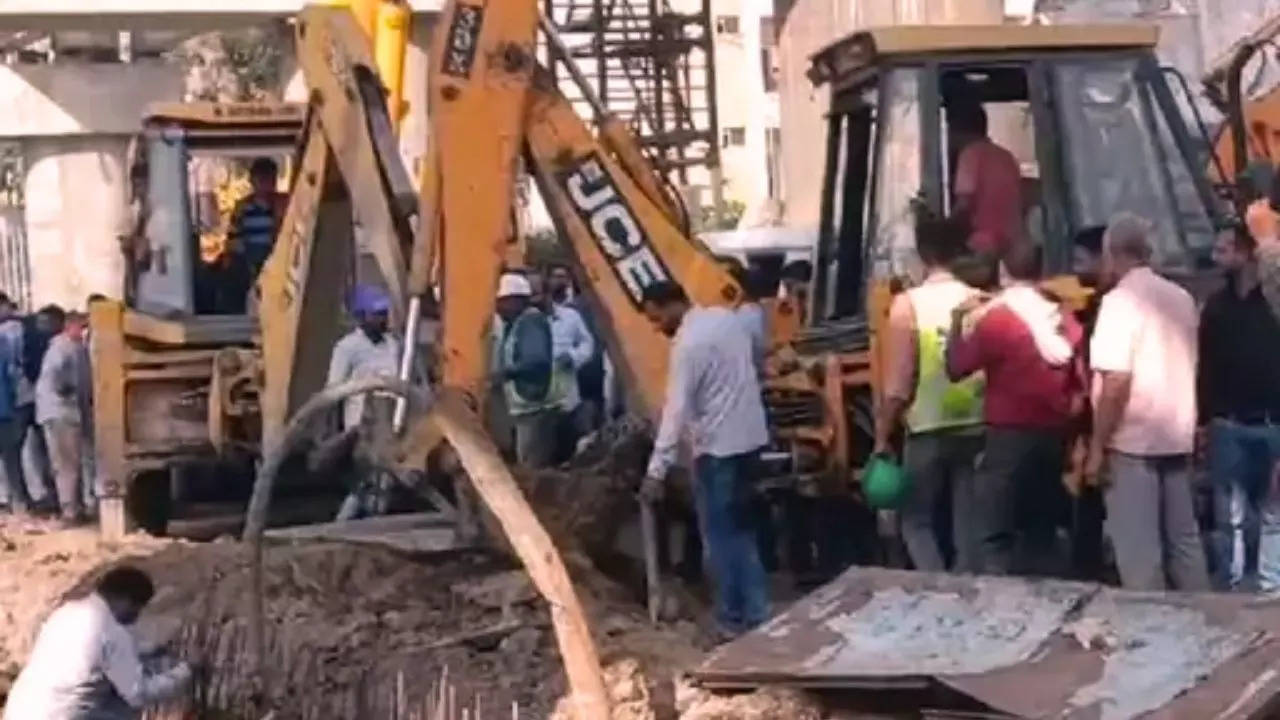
[696,567,1280,719]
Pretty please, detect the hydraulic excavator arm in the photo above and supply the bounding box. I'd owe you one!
[251,4,741,716]
[412,2,740,422]
[256,5,418,447]
[523,64,740,418]
[247,7,615,716]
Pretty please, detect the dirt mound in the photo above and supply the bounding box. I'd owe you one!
[518,416,655,556]
[0,516,709,719]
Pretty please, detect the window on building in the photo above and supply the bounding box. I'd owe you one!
[759,17,779,92]
[716,15,740,35]
[761,50,778,92]
[721,127,746,147]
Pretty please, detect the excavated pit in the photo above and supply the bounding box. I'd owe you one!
[0,518,706,718]
[0,422,721,718]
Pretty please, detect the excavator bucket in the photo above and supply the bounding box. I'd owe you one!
[696,567,1280,718]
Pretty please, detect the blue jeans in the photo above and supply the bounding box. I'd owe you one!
[1208,419,1280,592]
[694,451,769,635]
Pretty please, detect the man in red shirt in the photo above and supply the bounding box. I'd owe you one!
[947,243,1084,577]
[949,102,1024,258]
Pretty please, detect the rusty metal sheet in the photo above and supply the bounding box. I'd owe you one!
[694,568,1280,719]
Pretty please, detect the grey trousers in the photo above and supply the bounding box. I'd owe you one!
[901,430,983,572]
[974,427,1069,577]
[1103,451,1210,591]
[512,409,558,470]
[0,418,29,511]
[43,419,84,520]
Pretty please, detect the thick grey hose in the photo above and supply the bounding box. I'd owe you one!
[242,376,425,703]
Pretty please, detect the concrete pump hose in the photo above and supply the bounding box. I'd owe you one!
[241,378,610,719]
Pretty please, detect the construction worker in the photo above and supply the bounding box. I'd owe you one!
[493,272,558,469]
[639,280,770,639]
[947,242,1084,577]
[1085,213,1208,591]
[874,217,984,573]
[327,285,402,431]
[327,285,402,520]
[4,565,192,720]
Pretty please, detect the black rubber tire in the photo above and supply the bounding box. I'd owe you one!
[126,469,172,536]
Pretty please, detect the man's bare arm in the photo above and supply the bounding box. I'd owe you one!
[874,396,908,456]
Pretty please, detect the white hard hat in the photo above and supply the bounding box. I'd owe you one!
[496,273,532,299]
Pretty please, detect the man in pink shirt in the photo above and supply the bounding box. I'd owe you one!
[1085,213,1209,591]
[949,103,1024,258]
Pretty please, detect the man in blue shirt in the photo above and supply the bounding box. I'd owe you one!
[0,329,30,514]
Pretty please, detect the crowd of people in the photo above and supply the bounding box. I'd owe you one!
[0,295,96,526]
[871,204,1280,596]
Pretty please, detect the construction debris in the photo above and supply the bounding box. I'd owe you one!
[696,567,1280,719]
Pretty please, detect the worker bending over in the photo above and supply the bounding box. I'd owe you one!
[874,217,984,573]
[640,281,770,639]
[4,566,192,719]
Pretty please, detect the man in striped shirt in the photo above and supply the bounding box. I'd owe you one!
[230,158,286,283]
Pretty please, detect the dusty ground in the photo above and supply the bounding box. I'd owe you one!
[0,515,712,719]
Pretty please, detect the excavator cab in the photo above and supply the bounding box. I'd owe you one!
[807,25,1230,323]
[125,102,306,318]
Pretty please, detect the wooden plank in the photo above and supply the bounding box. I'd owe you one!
[91,300,130,508]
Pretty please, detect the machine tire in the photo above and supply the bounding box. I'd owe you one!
[127,469,172,536]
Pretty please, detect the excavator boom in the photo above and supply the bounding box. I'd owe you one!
[257,5,417,446]
[523,67,739,418]
[417,3,739,420]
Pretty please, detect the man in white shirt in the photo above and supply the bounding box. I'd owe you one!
[1085,213,1209,591]
[640,281,770,638]
[327,285,402,520]
[327,285,402,429]
[5,565,191,720]
[545,264,596,462]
